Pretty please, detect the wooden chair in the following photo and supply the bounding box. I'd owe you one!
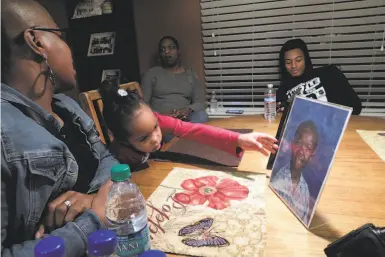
[79,82,143,145]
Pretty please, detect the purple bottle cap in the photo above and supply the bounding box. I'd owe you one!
[139,250,167,257]
[34,236,65,257]
[87,230,117,256]
[88,230,118,256]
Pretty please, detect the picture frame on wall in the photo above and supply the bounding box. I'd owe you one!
[72,0,113,19]
[269,96,352,228]
[87,32,116,57]
[72,1,102,19]
[101,69,121,82]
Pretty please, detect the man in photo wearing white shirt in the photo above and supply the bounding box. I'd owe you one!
[271,120,318,224]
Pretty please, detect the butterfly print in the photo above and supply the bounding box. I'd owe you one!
[182,236,229,248]
[178,218,229,248]
[179,218,213,236]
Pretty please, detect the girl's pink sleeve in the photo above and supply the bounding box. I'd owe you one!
[155,113,243,156]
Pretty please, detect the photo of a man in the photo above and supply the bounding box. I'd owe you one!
[269,96,351,227]
[270,120,318,225]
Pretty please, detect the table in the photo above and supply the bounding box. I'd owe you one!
[131,115,385,257]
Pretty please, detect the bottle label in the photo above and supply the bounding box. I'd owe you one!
[116,225,151,257]
[264,97,276,103]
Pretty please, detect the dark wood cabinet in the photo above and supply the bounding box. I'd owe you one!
[66,0,140,92]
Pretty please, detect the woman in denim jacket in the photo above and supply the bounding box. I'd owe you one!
[1,1,119,256]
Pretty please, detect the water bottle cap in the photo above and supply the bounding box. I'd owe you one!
[139,250,167,257]
[111,164,131,182]
[87,230,117,256]
[34,236,65,257]
[267,84,273,88]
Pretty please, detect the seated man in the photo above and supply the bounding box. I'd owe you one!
[277,39,362,115]
[270,120,318,224]
[1,1,118,256]
[141,36,209,123]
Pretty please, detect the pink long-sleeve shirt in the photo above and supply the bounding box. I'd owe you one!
[110,113,242,168]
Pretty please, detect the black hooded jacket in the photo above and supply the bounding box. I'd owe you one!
[276,39,362,115]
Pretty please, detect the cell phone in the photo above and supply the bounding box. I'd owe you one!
[226,110,244,114]
[324,223,385,257]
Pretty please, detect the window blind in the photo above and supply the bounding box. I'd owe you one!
[201,0,385,116]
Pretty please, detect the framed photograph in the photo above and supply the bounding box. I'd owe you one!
[101,69,121,82]
[269,96,352,228]
[72,2,102,19]
[266,100,294,170]
[87,32,116,57]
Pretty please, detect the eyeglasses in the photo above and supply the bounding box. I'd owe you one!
[31,27,67,40]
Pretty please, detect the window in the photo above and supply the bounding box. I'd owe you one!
[201,0,385,116]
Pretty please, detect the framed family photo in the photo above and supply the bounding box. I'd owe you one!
[87,32,116,57]
[101,69,121,82]
[72,1,102,19]
[269,96,352,228]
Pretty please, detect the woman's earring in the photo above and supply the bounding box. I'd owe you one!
[43,55,56,85]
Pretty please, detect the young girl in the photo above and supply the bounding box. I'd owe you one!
[100,80,278,170]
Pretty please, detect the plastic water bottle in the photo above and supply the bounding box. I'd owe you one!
[106,164,150,257]
[34,236,65,257]
[210,91,218,113]
[88,230,118,257]
[264,84,276,120]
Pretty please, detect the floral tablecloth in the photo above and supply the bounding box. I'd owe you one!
[357,130,385,162]
[146,167,267,257]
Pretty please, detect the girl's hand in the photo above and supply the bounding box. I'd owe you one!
[238,132,278,156]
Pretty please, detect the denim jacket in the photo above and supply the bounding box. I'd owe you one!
[1,84,120,257]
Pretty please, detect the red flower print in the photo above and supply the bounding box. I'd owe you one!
[174,176,249,210]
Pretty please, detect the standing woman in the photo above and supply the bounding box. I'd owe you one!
[141,36,209,123]
[276,39,362,115]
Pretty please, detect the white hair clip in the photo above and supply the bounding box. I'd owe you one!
[117,89,128,97]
